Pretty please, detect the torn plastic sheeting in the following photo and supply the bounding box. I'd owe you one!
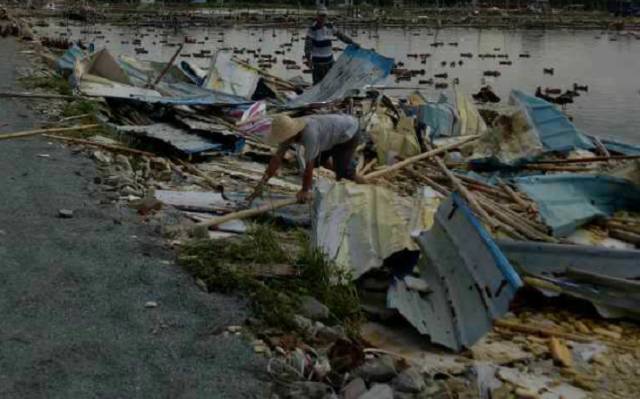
[367,111,421,165]
[416,93,458,139]
[56,45,85,77]
[287,45,394,108]
[114,123,232,155]
[203,50,261,99]
[312,181,417,279]
[515,174,640,237]
[497,239,640,280]
[510,90,594,153]
[469,109,544,166]
[387,194,522,352]
[454,87,488,137]
[73,48,132,87]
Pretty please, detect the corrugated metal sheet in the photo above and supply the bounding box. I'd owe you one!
[515,174,640,237]
[387,194,522,352]
[497,239,640,279]
[287,45,394,108]
[115,123,226,155]
[312,181,418,279]
[510,90,594,153]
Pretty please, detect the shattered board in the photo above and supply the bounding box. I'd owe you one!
[515,174,640,237]
[312,181,417,279]
[115,123,225,155]
[287,45,394,108]
[388,194,522,352]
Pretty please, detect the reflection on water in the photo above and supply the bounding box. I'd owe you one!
[36,22,640,144]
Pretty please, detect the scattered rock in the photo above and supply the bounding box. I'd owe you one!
[514,387,540,399]
[293,314,314,332]
[359,383,393,399]
[356,355,398,383]
[115,154,133,173]
[393,367,426,393]
[282,381,333,399]
[549,337,573,368]
[316,324,347,342]
[299,296,330,320]
[341,377,366,399]
[58,209,74,218]
[144,301,158,308]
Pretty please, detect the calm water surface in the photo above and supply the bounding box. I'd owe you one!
[36,22,640,144]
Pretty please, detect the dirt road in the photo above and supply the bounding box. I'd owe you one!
[0,38,268,398]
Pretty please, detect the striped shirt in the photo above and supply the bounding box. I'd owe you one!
[305,22,353,64]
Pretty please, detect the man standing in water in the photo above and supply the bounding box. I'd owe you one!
[304,6,357,85]
[249,114,365,204]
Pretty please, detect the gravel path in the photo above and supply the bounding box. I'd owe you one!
[0,37,269,399]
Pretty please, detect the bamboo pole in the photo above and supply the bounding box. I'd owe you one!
[528,154,640,165]
[193,198,299,230]
[44,134,155,157]
[0,124,100,141]
[0,91,78,100]
[148,44,184,89]
[365,135,479,180]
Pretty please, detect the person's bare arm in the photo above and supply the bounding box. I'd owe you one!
[246,145,287,205]
[296,159,315,203]
[335,29,355,45]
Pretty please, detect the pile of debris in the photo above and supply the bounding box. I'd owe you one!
[6,27,640,398]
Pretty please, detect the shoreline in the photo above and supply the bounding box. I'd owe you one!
[10,6,639,31]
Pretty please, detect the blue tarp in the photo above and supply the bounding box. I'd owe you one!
[515,174,640,237]
[416,93,459,139]
[287,45,394,107]
[56,46,85,77]
[510,90,595,153]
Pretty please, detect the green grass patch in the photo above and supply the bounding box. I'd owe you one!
[19,74,72,96]
[178,225,362,334]
[62,99,99,118]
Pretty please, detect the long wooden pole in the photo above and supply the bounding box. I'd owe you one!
[527,154,640,165]
[148,44,184,89]
[365,135,479,180]
[0,91,78,100]
[190,198,299,231]
[0,124,99,141]
[44,134,155,157]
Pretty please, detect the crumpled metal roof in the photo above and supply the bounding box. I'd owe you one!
[387,194,522,352]
[515,174,640,237]
[114,123,228,155]
[287,45,394,108]
[510,90,594,153]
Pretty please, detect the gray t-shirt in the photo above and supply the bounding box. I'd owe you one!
[289,114,359,163]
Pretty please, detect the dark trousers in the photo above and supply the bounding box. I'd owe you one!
[312,61,334,85]
[316,133,360,181]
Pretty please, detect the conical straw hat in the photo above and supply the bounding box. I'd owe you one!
[267,114,306,145]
